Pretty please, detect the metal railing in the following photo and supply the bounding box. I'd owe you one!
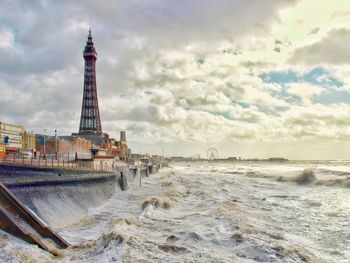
[0,156,114,172]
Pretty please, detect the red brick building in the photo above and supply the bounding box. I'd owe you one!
[36,135,92,159]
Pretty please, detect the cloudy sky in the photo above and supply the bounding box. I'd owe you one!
[1,0,350,159]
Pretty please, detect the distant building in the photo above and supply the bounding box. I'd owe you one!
[118,131,129,160]
[60,136,92,159]
[130,153,144,161]
[35,135,92,159]
[0,145,5,159]
[266,157,288,162]
[23,131,36,152]
[77,147,115,171]
[0,121,24,155]
[171,156,185,162]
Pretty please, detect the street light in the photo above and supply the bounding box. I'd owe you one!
[55,129,58,160]
[43,129,46,159]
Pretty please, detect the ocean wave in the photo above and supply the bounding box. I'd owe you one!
[164,183,188,201]
[216,199,240,217]
[101,230,128,244]
[160,180,173,187]
[110,216,140,227]
[141,196,171,210]
[276,169,318,184]
[224,171,245,175]
[166,235,180,242]
[244,171,275,179]
[68,229,126,252]
[315,178,350,187]
[230,232,244,245]
[186,232,202,242]
[277,168,350,187]
[158,243,188,253]
[2,162,343,262]
[0,232,54,263]
[293,168,316,184]
[64,229,127,262]
[191,189,211,199]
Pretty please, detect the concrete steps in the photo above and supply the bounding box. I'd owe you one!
[0,183,69,254]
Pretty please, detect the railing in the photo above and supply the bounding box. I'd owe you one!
[0,156,114,172]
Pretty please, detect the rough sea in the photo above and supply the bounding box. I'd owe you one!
[0,161,349,263]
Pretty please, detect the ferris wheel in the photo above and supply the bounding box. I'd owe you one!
[206,148,219,161]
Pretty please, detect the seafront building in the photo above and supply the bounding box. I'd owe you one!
[35,135,92,159]
[0,121,36,158]
[23,131,36,152]
[0,122,24,155]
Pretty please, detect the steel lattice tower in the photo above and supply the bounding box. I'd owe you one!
[79,29,102,134]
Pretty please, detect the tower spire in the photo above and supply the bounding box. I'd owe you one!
[78,29,102,134]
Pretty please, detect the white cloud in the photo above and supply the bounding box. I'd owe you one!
[2,0,350,159]
[286,82,323,105]
[0,29,14,49]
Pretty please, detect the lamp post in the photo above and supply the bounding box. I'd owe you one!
[55,129,58,160]
[43,129,46,159]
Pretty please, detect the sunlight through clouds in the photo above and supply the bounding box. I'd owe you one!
[1,0,350,158]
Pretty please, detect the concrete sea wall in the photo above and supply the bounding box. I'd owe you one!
[0,164,120,230]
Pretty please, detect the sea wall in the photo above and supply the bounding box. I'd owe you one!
[0,163,156,230]
[0,164,120,230]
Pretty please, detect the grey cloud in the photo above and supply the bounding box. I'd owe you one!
[240,60,273,68]
[289,28,350,65]
[0,0,296,77]
[308,28,320,35]
[113,0,297,43]
[286,114,350,127]
[2,0,323,154]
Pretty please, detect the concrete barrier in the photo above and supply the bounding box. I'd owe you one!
[0,164,118,230]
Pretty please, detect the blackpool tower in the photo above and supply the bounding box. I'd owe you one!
[79,29,102,134]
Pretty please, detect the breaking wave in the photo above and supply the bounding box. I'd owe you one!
[158,244,188,253]
[244,171,273,178]
[277,168,350,188]
[141,196,171,210]
[315,177,350,187]
[277,168,316,184]
[294,168,316,183]
[1,162,348,262]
